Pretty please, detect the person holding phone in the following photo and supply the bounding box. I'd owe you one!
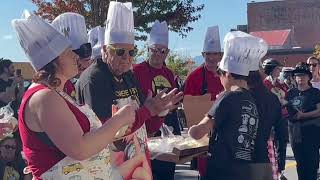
[0,59,25,109]
[285,62,320,180]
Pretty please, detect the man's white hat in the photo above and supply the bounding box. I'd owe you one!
[12,10,71,71]
[203,26,221,53]
[149,20,169,47]
[104,1,134,45]
[88,26,105,59]
[51,12,88,50]
[218,31,266,76]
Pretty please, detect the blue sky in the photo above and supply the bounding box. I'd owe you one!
[0,0,270,61]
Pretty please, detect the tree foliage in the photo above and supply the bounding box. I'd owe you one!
[166,53,193,78]
[314,44,320,59]
[31,0,204,40]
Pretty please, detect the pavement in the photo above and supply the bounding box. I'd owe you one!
[174,144,299,180]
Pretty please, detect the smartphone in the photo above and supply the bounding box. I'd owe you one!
[16,69,22,77]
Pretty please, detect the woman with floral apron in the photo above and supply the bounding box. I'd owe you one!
[13,11,135,180]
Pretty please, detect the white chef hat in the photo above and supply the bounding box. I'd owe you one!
[203,26,221,53]
[88,26,105,59]
[149,20,169,47]
[12,10,71,71]
[51,12,88,50]
[218,31,264,76]
[249,37,268,71]
[104,1,134,45]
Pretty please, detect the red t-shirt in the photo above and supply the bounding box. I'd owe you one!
[183,65,223,176]
[263,78,289,117]
[133,61,175,133]
[18,85,90,179]
[63,80,76,99]
[184,65,223,100]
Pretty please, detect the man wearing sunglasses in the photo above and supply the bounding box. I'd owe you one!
[76,2,183,179]
[52,12,93,98]
[307,56,320,90]
[183,26,224,177]
[133,20,181,180]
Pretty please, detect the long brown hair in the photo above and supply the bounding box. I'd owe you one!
[32,58,61,88]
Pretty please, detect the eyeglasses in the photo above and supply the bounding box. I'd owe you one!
[307,63,318,67]
[73,43,92,59]
[149,47,169,54]
[1,145,16,150]
[108,46,137,57]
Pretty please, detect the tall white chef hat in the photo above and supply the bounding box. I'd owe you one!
[104,1,134,45]
[51,12,88,50]
[88,26,105,59]
[149,20,169,47]
[12,10,71,71]
[203,26,221,53]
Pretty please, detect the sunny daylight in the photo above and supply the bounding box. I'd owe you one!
[0,0,319,180]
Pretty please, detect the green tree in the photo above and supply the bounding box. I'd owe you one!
[31,0,204,40]
[314,44,320,59]
[133,44,148,63]
[166,53,193,79]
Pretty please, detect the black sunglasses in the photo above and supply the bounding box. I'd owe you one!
[108,46,137,57]
[307,63,318,67]
[1,145,17,150]
[149,47,169,54]
[73,43,92,59]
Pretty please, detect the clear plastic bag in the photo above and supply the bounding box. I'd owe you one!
[0,103,18,139]
[148,125,183,159]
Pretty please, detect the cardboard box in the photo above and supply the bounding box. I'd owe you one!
[148,136,209,164]
[183,94,214,128]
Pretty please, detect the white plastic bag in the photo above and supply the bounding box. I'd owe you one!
[0,103,18,139]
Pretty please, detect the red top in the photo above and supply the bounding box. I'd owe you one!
[184,65,223,100]
[63,80,76,98]
[183,65,223,177]
[133,61,175,134]
[18,84,90,179]
[263,78,289,117]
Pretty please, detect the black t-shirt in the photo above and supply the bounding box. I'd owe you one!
[286,87,320,124]
[0,156,26,180]
[76,59,144,121]
[0,79,13,107]
[249,88,286,163]
[207,88,260,168]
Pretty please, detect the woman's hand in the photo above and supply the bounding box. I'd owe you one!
[114,105,136,126]
[294,109,305,120]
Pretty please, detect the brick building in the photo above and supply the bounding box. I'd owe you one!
[248,0,320,48]
[13,62,35,81]
[246,0,319,66]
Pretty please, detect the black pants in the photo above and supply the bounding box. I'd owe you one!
[277,140,287,172]
[291,125,320,180]
[151,159,176,180]
[152,111,181,180]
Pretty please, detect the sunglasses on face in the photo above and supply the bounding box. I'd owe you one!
[1,145,16,150]
[203,52,221,56]
[108,46,137,57]
[73,43,92,59]
[307,63,318,67]
[149,47,169,54]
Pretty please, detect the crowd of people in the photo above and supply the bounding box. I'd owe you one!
[0,1,319,180]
